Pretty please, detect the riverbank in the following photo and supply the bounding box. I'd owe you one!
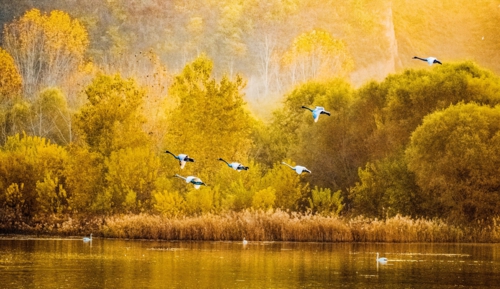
[1,210,499,242]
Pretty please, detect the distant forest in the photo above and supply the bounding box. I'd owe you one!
[1,0,500,229]
[1,0,499,114]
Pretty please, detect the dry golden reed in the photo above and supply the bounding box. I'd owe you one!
[2,210,500,242]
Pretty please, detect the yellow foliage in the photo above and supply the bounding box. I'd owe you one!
[36,173,67,214]
[252,187,276,210]
[0,48,22,100]
[283,29,354,81]
[153,190,186,217]
[3,8,89,96]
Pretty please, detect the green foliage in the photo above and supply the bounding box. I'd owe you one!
[361,62,500,157]
[406,103,500,223]
[350,153,421,218]
[308,186,344,216]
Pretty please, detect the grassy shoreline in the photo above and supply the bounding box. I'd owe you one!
[1,210,499,243]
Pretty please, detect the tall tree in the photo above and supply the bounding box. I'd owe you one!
[0,48,23,142]
[75,73,148,157]
[2,9,88,98]
[164,55,253,175]
[406,103,500,223]
[282,29,354,85]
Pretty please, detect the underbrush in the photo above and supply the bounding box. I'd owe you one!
[1,209,500,242]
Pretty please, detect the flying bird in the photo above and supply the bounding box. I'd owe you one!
[412,56,442,65]
[281,162,311,175]
[173,174,206,189]
[301,106,331,122]
[218,158,249,172]
[165,150,195,169]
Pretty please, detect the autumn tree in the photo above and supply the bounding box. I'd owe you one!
[104,147,160,213]
[0,48,22,101]
[0,48,23,142]
[406,103,500,223]
[75,73,149,157]
[164,55,253,176]
[2,9,89,97]
[360,62,500,160]
[28,88,72,145]
[0,134,68,217]
[282,29,354,85]
[349,152,421,218]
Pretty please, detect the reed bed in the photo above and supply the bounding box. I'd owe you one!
[2,210,500,242]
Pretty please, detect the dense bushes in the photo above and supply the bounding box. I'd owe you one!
[2,54,500,229]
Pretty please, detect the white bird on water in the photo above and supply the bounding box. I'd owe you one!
[376,252,387,264]
[243,238,248,245]
[165,150,195,169]
[173,174,206,189]
[281,162,311,175]
[412,56,442,66]
[301,106,331,123]
[83,233,92,242]
[218,158,249,172]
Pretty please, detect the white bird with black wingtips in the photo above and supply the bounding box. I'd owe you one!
[301,106,331,122]
[173,174,206,189]
[165,150,195,169]
[218,158,249,172]
[413,56,442,66]
[281,162,311,175]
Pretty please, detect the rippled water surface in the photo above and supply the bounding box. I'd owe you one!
[1,237,500,288]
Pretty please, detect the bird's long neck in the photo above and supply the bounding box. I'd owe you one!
[301,106,313,112]
[282,162,294,169]
[174,174,186,181]
[165,151,176,158]
[413,56,426,61]
[219,158,230,166]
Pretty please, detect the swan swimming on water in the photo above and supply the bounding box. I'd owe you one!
[83,233,92,242]
[376,252,387,264]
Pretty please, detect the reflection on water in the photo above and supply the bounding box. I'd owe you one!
[1,238,500,288]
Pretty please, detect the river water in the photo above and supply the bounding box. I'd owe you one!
[1,237,500,288]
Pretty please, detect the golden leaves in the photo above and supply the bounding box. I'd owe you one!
[0,48,22,100]
[283,29,354,83]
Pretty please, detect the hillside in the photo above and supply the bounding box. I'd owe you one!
[1,0,499,118]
